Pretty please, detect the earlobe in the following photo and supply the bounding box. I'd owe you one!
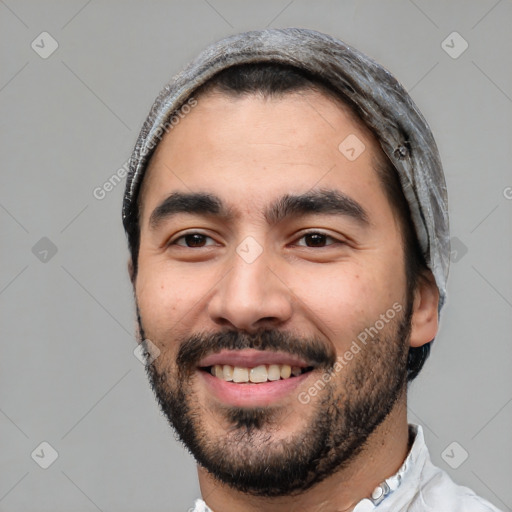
[409,271,439,348]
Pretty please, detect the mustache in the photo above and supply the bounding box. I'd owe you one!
[175,329,337,374]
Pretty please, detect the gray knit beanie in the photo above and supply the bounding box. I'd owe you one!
[122,28,450,310]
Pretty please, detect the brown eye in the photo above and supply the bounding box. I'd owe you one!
[296,232,339,248]
[172,233,215,248]
[304,233,327,247]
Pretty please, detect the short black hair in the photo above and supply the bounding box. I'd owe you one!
[126,62,431,381]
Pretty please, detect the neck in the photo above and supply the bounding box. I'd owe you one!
[197,393,410,512]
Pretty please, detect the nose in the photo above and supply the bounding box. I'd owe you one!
[207,246,293,332]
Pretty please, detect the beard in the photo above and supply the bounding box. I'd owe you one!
[136,301,412,497]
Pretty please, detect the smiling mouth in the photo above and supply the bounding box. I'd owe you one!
[200,364,314,383]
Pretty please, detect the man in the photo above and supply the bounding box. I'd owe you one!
[122,28,501,511]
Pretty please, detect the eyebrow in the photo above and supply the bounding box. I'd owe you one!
[148,189,369,230]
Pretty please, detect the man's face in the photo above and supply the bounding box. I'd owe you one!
[134,90,413,495]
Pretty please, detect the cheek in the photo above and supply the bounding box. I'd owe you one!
[135,260,221,346]
[289,259,405,339]
[135,265,184,340]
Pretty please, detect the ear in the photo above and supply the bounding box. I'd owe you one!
[409,270,439,348]
[127,258,135,285]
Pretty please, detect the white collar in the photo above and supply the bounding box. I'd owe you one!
[353,423,426,511]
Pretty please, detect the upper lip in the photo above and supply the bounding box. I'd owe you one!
[198,349,313,369]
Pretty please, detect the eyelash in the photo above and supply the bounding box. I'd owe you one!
[169,231,343,249]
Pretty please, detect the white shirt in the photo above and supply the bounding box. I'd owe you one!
[190,424,503,511]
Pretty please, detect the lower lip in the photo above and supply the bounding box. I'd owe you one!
[198,370,312,407]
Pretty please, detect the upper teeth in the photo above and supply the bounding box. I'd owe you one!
[210,364,304,383]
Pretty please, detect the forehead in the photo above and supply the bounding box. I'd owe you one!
[138,89,386,219]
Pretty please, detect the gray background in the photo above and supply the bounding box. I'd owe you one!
[1,0,511,511]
